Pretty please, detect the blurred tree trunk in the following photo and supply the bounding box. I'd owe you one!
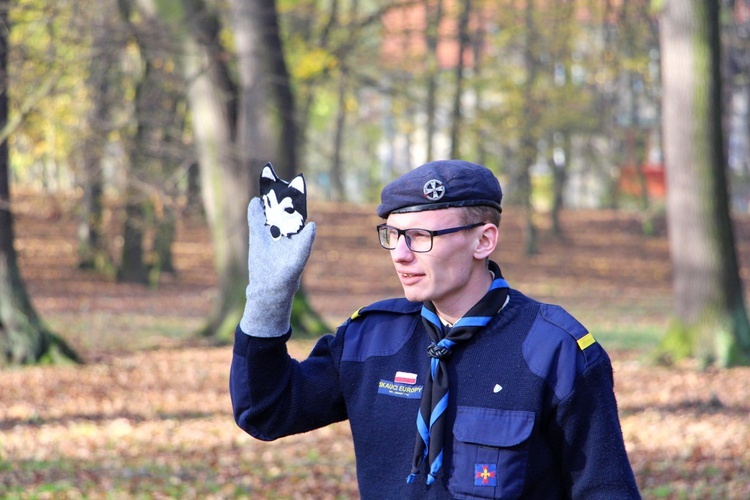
[517,0,540,255]
[0,3,80,366]
[548,0,575,239]
[331,66,348,202]
[425,0,443,161]
[117,53,151,285]
[229,0,327,338]
[77,7,115,273]
[621,1,651,214]
[449,0,471,158]
[118,0,187,286]
[329,0,364,202]
[178,0,245,339]
[550,131,570,238]
[117,192,149,283]
[659,0,750,367]
[470,4,487,166]
[165,0,326,339]
[152,206,176,275]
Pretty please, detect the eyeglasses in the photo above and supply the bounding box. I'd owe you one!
[376,222,484,253]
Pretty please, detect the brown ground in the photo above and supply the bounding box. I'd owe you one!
[1,191,749,498]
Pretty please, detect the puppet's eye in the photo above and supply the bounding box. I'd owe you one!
[285,207,296,214]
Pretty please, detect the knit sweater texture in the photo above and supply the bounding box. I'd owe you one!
[230,289,641,499]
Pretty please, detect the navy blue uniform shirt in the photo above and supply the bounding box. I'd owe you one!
[230,289,640,499]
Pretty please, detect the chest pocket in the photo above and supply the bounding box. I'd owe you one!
[449,407,535,499]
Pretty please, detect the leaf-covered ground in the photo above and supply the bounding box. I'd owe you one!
[2,191,750,498]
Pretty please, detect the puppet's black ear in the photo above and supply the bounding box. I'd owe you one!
[259,163,279,195]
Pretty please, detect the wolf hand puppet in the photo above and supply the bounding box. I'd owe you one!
[240,163,316,337]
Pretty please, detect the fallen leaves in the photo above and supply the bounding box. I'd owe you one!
[615,357,750,499]
[4,191,750,498]
[1,345,749,498]
[0,345,359,498]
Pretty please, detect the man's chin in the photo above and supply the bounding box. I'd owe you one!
[402,288,427,303]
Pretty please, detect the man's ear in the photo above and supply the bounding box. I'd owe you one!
[473,224,498,259]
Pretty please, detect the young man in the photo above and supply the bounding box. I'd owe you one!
[230,160,640,499]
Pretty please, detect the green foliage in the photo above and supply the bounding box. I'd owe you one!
[210,305,244,344]
[35,332,84,366]
[650,0,666,16]
[656,310,750,368]
[152,0,186,26]
[291,289,332,338]
[639,203,666,237]
[199,288,331,343]
[592,325,662,353]
[655,318,695,365]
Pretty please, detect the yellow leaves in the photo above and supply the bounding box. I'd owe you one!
[292,47,338,81]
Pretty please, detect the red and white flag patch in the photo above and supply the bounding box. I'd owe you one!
[394,371,418,385]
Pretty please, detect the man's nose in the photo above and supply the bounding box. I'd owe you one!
[391,234,414,261]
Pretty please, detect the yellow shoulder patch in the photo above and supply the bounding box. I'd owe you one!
[577,332,596,350]
[350,307,364,321]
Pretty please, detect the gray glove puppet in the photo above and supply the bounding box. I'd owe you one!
[239,163,316,337]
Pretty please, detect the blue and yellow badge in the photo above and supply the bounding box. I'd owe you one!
[474,464,497,487]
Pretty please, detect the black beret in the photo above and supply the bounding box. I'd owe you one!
[377,160,503,218]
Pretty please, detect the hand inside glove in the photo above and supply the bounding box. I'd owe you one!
[239,168,316,337]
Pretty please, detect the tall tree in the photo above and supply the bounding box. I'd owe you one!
[517,0,541,255]
[0,1,79,366]
[545,0,576,238]
[144,0,326,339]
[175,0,259,338]
[77,5,116,273]
[448,0,471,158]
[469,0,487,167]
[117,0,189,285]
[424,0,444,161]
[659,0,750,367]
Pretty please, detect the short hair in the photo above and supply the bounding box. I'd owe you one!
[459,206,501,227]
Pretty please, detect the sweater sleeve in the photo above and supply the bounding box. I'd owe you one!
[552,353,641,499]
[523,304,640,498]
[229,325,348,441]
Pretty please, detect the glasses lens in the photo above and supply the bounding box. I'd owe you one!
[405,229,432,252]
[378,226,397,249]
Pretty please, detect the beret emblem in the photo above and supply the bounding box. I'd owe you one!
[423,179,445,201]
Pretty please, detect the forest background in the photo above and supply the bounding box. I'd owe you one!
[1,0,750,498]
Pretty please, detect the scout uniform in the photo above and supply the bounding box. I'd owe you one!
[231,160,640,499]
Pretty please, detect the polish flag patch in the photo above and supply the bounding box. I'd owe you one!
[394,371,417,385]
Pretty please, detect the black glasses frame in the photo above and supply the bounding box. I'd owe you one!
[376,222,484,253]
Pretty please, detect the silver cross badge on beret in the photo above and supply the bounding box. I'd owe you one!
[423,179,445,201]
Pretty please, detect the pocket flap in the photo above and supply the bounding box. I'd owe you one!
[453,407,535,447]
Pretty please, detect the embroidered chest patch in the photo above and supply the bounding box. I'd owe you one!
[474,464,497,486]
[378,371,422,399]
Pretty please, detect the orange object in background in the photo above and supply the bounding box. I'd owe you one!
[618,164,666,199]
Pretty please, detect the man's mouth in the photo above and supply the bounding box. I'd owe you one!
[399,272,423,281]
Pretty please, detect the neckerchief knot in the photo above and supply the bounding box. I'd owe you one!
[427,341,453,360]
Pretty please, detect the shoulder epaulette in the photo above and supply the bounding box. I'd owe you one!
[341,298,421,362]
[348,298,421,321]
[523,303,605,401]
[539,304,598,351]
